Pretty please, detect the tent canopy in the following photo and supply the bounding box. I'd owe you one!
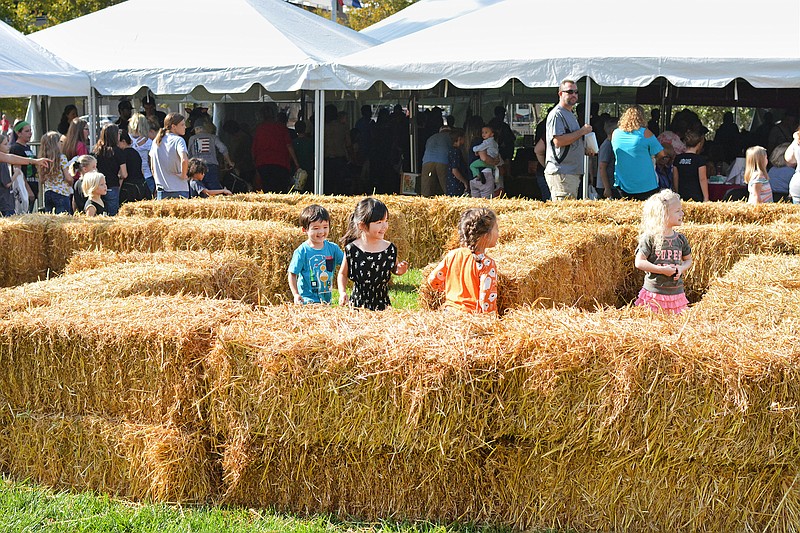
[339,0,800,91]
[0,19,90,97]
[29,0,378,95]
[360,0,504,42]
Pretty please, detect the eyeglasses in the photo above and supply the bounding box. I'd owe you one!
[561,89,579,95]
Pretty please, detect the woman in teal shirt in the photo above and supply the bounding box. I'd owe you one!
[612,105,665,200]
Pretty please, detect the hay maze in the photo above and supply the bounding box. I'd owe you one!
[1,196,800,531]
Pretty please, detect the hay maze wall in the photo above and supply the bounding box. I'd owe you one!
[2,197,800,531]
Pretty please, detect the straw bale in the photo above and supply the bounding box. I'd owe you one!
[683,200,799,225]
[0,411,211,503]
[679,223,800,300]
[0,253,264,316]
[208,302,800,530]
[43,215,304,300]
[0,295,249,426]
[0,214,50,287]
[219,441,800,532]
[693,254,800,324]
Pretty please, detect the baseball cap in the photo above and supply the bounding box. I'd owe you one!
[142,94,157,105]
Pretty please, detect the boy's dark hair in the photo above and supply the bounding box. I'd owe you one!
[119,130,132,145]
[294,120,306,134]
[299,204,330,230]
[187,158,208,177]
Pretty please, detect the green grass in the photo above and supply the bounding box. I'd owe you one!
[331,268,422,310]
[0,476,521,533]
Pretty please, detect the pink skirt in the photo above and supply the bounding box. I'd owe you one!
[635,288,688,314]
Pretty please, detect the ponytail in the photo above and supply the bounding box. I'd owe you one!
[340,213,360,246]
[154,127,168,146]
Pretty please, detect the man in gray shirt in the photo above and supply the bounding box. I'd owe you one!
[541,79,593,200]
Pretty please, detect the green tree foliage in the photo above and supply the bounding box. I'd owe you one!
[0,0,123,34]
[347,0,416,31]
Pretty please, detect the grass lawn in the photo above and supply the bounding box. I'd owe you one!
[0,476,522,533]
[332,268,423,310]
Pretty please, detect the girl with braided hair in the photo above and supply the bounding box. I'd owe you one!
[427,207,499,313]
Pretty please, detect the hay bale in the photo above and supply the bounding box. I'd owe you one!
[0,295,250,426]
[0,252,265,316]
[206,302,800,531]
[679,223,800,300]
[43,215,304,301]
[219,440,800,531]
[0,214,50,287]
[0,411,211,503]
[692,254,800,324]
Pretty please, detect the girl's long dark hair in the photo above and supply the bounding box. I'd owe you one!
[341,197,388,246]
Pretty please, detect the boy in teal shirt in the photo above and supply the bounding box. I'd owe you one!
[288,204,344,304]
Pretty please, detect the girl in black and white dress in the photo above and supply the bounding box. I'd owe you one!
[337,197,408,310]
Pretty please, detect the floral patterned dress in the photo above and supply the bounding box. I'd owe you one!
[345,242,397,310]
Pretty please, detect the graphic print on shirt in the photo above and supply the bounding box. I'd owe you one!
[193,137,212,156]
[308,254,336,297]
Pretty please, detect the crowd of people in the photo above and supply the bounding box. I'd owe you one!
[1,86,799,215]
[531,79,800,205]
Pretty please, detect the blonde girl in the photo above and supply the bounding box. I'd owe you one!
[337,197,409,310]
[634,189,692,314]
[744,145,772,205]
[427,208,500,313]
[81,171,107,216]
[39,131,73,214]
[70,155,97,213]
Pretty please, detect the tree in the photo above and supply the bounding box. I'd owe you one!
[346,0,416,31]
[0,0,123,34]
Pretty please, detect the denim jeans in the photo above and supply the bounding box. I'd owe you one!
[44,190,72,214]
[156,190,190,200]
[145,176,156,194]
[103,186,120,216]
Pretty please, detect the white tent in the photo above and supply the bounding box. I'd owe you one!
[29,0,378,96]
[338,0,800,91]
[360,0,504,43]
[0,19,89,97]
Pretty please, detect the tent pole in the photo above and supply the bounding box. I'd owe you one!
[331,0,336,22]
[314,89,325,194]
[409,94,418,174]
[88,89,98,149]
[583,77,592,200]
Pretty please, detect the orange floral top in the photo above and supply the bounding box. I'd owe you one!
[428,247,498,313]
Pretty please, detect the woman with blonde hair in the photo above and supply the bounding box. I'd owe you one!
[611,105,666,200]
[128,113,155,194]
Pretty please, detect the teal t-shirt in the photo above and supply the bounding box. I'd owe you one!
[288,240,344,303]
[611,127,663,194]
